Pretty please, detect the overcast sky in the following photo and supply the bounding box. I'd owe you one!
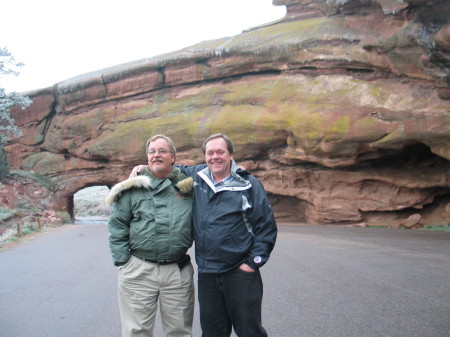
[1,0,286,93]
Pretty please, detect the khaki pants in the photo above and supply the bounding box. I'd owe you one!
[118,255,195,337]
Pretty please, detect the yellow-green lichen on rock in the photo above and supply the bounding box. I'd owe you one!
[21,152,66,174]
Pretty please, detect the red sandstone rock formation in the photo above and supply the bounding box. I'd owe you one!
[4,0,450,227]
[0,173,61,235]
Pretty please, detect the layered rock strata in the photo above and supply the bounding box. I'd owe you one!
[5,0,450,226]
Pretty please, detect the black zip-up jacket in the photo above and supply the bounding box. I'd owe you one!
[179,161,277,273]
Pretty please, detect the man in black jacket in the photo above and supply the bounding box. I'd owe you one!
[131,133,277,337]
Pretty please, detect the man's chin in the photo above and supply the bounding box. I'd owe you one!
[150,165,165,173]
[211,167,226,176]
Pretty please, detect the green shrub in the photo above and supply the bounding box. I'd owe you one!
[0,146,9,178]
[0,207,15,222]
[22,227,36,235]
[14,199,43,215]
[57,211,72,224]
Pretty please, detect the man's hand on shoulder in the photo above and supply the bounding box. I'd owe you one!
[129,165,148,178]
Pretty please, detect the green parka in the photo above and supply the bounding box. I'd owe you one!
[106,168,194,267]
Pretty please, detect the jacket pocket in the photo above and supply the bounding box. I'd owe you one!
[129,215,156,251]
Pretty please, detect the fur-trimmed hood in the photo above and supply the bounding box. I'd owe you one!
[105,172,193,206]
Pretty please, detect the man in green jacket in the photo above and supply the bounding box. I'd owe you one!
[106,134,195,337]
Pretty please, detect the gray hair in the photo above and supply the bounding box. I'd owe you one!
[146,134,176,154]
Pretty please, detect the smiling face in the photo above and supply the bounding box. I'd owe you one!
[147,137,175,179]
[204,137,233,182]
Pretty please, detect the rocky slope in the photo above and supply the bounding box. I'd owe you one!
[4,0,450,227]
[0,172,63,237]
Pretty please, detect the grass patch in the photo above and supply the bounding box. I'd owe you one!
[0,207,16,222]
[0,230,37,252]
[422,225,450,232]
[57,211,72,224]
[0,221,64,252]
[22,227,37,236]
[2,235,19,244]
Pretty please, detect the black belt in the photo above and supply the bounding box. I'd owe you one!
[136,256,176,265]
[134,254,190,269]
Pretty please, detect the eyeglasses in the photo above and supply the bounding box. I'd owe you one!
[148,148,172,155]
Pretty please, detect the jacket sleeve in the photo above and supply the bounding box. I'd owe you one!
[108,191,133,266]
[176,164,207,177]
[244,177,277,270]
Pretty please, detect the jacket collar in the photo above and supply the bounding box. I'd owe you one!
[105,167,193,206]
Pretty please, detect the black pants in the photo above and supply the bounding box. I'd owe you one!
[198,268,267,337]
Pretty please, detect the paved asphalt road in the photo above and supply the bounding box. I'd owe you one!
[0,222,449,337]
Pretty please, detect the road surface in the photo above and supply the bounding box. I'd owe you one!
[1,222,449,337]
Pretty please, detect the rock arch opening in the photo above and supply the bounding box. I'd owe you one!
[73,185,111,222]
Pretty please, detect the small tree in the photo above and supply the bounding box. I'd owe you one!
[0,47,32,145]
[0,47,32,178]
